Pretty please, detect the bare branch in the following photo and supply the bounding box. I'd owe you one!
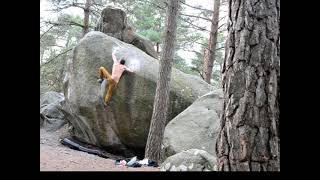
[179,16,226,33]
[180,13,212,22]
[40,25,54,40]
[218,23,226,30]
[54,2,85,12]
[191,67,205,80]
[90,10,100,17]
[181,13,227,23]
[41,48,73,66]
[215,46,225,51]
[179,17,210,33]
[193,41,208,47]
[90,0,106,7]
[71,3,86,10]
[114,2,136,16]
[182,40,225,52]
[44,20,85,28]
[46,44,66,48]
[181,48,202,55]
[139,0,165,10]
[219,15,227,22]
[180,0,213,13]
[49,1,91,13]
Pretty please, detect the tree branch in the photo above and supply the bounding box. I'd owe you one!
[179,0,213,13]
[51,2,86,12]
[193,41,208,47]
[40,25,54,40]
[41,48,73,66]
[44,20,85,28]
[215,46,225,51]
[90,10,100,17]
[179,18,225,33]
[181,46,224,56]
[179,17,210,33]
[71,3,86,10]
[219,15,227,22]
[218,23,226,30]
[181,13,227,24]
[181,48,202,55]
[139,0,166,10]
[46,44,66,48]
[191,67,205,80]
[180,13,212,22]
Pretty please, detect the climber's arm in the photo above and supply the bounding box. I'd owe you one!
[112,52,118,63]
[125,66,134,73]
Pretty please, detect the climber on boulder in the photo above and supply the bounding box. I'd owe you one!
[98,51,134,106]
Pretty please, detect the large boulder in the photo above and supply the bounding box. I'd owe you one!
[63,31,213,156]
[160,149,217,171]
[95,6,158,59]
[40,91,67,131]
[162,89,223,160]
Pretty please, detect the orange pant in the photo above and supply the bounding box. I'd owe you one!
[99,67,117,104]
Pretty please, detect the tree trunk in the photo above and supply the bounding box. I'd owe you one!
[156,42,160,53]
[202,0,221,84]
[82,0,91,37]
[40,48,45,65]
[58,37,71,91]
[216,0,280,171]
[144,0,180,162]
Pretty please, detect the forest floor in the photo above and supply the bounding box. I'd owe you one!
[40,125,160,171]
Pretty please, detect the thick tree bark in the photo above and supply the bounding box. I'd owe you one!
[216,0,280,171]
[82,0,91,37]
[203,0,221,84]
[144,0,180,162]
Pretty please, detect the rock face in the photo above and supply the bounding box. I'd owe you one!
[160,149,217,171]
[40,91,67,131]
[95,6,158,59]
[63,31,213,156]
[162,89,223,159]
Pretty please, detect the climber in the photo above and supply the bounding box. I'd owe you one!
[98,52,134,106]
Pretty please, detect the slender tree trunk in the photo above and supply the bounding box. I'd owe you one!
[144,0,180,162]
[156,22,162,54]
[58,37,71,90]
[40,48,45,65]
[156,42,160,53]
[82,0,91,37]
[203,0,221,84]
[216,0,280,171]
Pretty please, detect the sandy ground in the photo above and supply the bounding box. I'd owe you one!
[40,125,160,171]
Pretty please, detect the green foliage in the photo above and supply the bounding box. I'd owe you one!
[173,54,193,74]
[41,0,107,93]
[110,0,205,77]
[139,29,161,43]
[41,0,227,90]
[126,0,165,45]
[40,50,68,93]
[41,13,82,92]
